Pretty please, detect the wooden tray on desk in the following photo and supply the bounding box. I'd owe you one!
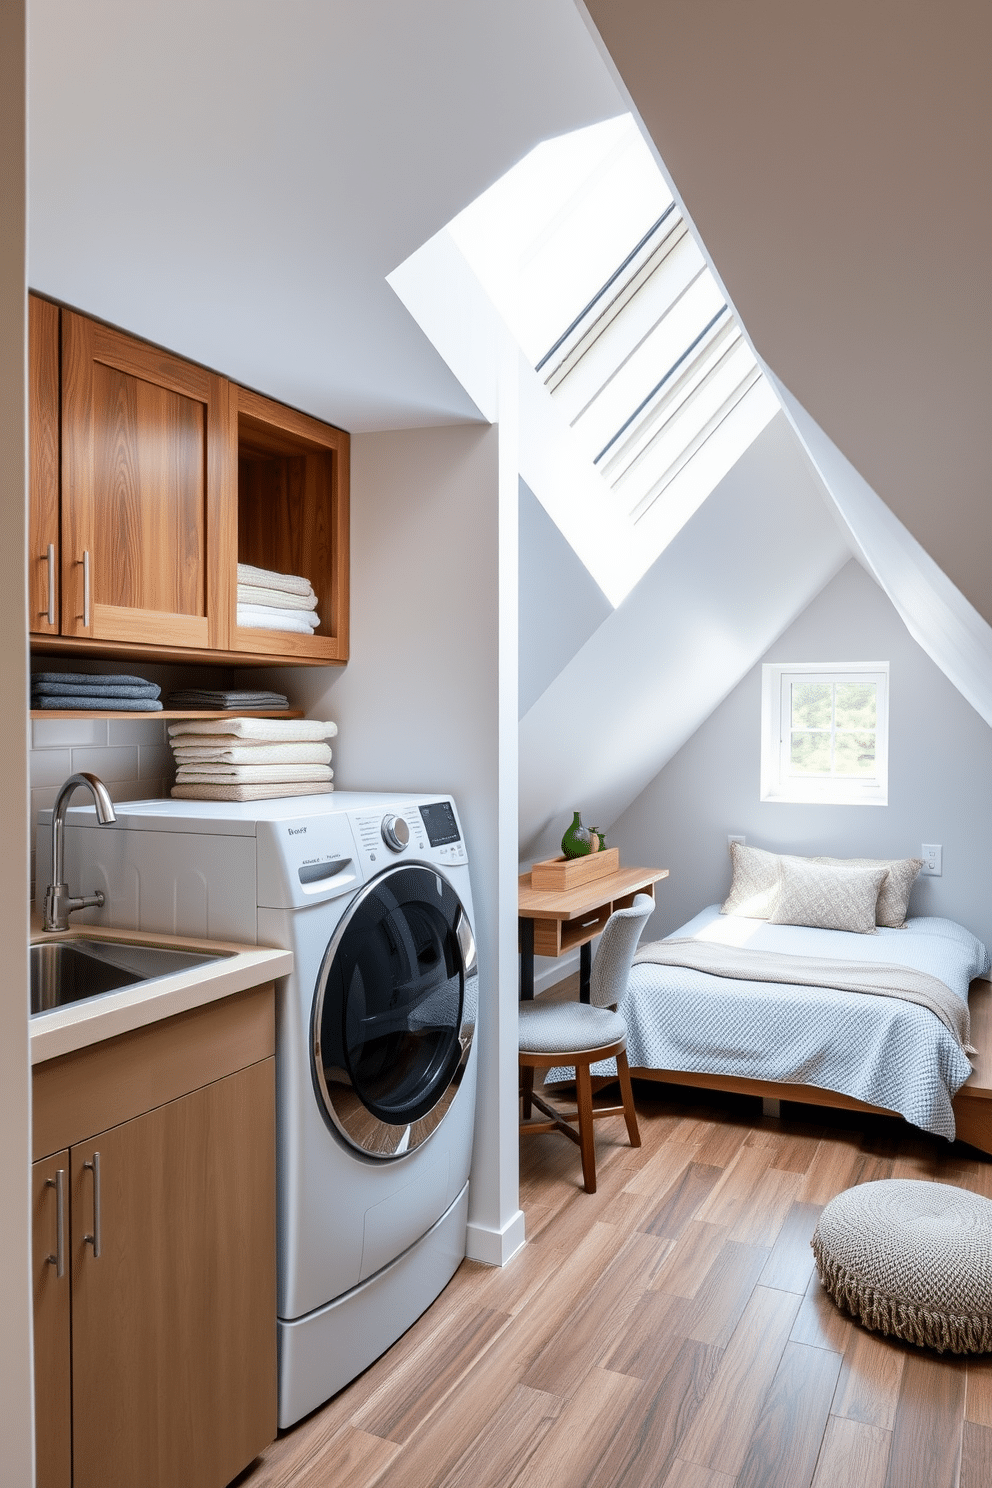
[530,848,620,891]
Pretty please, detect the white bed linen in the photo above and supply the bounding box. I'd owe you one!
[585,908,988,1140]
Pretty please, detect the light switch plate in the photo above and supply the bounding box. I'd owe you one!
[921,843,942,876]
[728,834,746,853]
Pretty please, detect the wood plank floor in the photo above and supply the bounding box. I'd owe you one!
[234,1086,992,1488]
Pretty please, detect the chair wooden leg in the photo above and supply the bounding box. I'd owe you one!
[521,1063,535,1120]
[575,1061,598,1193]
[616,1050,641,1149]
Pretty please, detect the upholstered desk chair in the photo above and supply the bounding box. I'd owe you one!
[519,893,654,1193]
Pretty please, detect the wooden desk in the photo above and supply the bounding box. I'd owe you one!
[518,865,669,1002]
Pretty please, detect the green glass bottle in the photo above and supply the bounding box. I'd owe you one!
[561,811,592,858]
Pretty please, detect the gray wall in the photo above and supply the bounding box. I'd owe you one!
[612,560,992,952]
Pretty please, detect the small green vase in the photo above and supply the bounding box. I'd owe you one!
[561,811,592,858]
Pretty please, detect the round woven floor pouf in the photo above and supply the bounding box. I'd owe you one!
[812,1179,992,1354]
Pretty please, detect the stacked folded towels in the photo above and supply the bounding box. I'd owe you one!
[236,562,320,635]
[32,671,163,712]
[169,716,337,801]
[166,688,289,711]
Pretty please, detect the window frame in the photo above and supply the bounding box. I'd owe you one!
[760,662,889,806]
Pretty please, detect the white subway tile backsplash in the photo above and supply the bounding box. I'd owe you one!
[139,745,175,779]
[108,717,168,746]
[33,717,109,749]
[69,745,140,782]
[29,748,72,788]
[110,778,169,803]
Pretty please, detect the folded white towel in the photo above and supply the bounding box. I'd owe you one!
[237,603,319,629]
[169,717,337,741]
[236,608,321,635]
[237,563,314,598]
[237,584,317,611]
[175,763,334,783]
[172,782,334,802]
[171,743,332,765]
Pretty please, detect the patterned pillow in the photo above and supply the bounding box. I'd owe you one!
[813,855,923,928]
[768,858,889,934]
[720,842,780,919]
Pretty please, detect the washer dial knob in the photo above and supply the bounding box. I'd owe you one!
[381,814,410,852]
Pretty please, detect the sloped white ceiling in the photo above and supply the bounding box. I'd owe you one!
[519,411,851,861]
[580,0,992,626]
[27,0,623,432]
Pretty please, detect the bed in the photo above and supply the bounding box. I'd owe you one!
[621,904,990,1143]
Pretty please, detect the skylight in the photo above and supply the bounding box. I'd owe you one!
[447,116,779,604]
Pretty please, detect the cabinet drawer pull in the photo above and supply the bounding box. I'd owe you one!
[83,1151,101,1258]
[45,1167,66,1279]
[45,542,56,626]
[82,549,91,628]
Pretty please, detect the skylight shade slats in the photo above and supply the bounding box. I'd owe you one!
[628,361,763,522]
[541,213,691,396]
[564,272,726,464]
[604,325,755,499]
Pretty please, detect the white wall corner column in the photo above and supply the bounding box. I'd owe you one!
[466,335,524,1266]
[297,409,523,1268]
[0,0,35,1478]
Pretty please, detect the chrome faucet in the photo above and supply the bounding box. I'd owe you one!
[43,773,117,932]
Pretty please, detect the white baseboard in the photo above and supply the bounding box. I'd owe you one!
[466,1208,526,1267]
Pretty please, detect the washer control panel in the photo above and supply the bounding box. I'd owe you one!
[351,798,467,873]
[380,814,410,852]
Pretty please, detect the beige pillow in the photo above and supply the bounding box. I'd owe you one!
[813,855,923,928]
[769,857,888,934]
[720,842,780,919]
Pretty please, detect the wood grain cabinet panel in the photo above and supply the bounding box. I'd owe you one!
[60,309,235,650]
[32,1152,72,1488]
[33,990,277,1488]
[29,296,61,637]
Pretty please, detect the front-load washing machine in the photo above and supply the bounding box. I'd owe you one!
[44,791,479,1426]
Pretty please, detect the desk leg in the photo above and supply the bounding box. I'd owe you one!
[520,918,535,1002]
[580,942,592,1004]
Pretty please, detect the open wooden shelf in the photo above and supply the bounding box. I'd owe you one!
[30,709,304,721]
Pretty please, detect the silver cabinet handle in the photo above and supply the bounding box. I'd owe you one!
[83,1151,101,1258]
[45,1167,66,1279]
[46,542,56,625]
[82,549,91,628]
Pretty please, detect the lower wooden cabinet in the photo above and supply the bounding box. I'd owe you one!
[32,986,277,1488]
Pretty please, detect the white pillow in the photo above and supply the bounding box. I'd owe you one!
[720,842,780,919]
[813,855,923,928]
[768,858,889,934]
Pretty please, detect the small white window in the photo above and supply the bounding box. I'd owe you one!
[760,663,889,806]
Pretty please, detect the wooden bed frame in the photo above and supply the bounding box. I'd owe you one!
[629,978,992,1159]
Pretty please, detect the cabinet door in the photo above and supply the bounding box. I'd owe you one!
[70,1058,276,1488]
[33,1152,72,1488]
[60,310,235,651]
[29,295,61,637]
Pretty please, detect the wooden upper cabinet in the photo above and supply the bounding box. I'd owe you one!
[60,310,235,650]
[234,386,350,663]
[29,296,61,637]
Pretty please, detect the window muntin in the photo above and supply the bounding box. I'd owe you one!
[761,664,889,805]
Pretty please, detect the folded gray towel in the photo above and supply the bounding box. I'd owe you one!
[33,681,161,699]
[33,695,164,712]
[32,671,159,689]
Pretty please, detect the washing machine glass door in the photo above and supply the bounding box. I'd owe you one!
[312,863,478,1158]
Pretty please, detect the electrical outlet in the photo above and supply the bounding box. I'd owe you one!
[921,843,942,877]
[728,834,746,853]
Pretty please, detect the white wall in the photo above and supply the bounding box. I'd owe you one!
[612,560,992,951]
[271,421,524,1265]
[1,0,36,1477]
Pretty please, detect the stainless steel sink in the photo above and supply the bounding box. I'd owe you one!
[30,938,231,1015]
